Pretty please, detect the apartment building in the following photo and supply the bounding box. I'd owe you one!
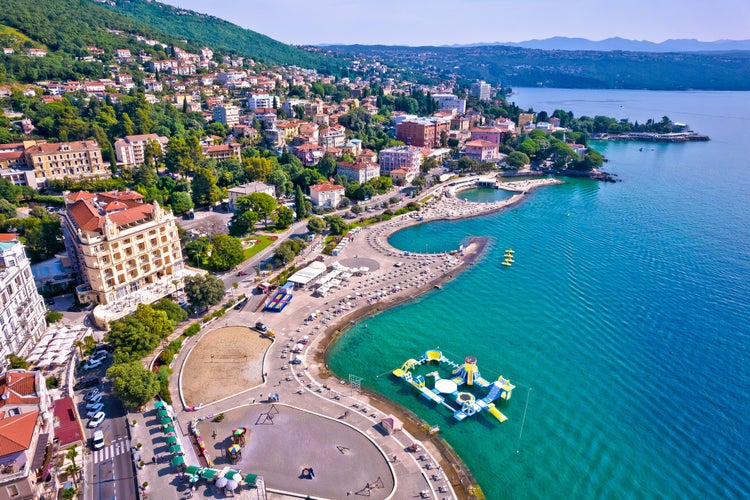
[395,118,450,148]
[378,145,423,175]
[247,94,277,110]
[470,80,492,101]
[24,140,110,186]
[464,140,498,162]
[318,124,346,149]
[0,370,55,500]
[469,126,507,147]
[0,235,46,369]
[61,191,184,326]
[432,93,467,114]
[113,134,169,169]
[336,159,380,184]
[227,182,276,209]
[309,183,345,209]
[202,144,242,162]
[213,105,240,127]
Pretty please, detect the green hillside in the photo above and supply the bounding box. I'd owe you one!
[97,0,342,73]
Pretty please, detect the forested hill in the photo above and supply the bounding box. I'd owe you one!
[96,0,342,73]
[0,0,342,83]
[326,44,750,90]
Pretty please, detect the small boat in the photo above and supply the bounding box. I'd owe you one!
[501,260,512,267]
[505,248,515,254]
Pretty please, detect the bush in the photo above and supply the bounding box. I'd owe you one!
[157,366,172,404]
[45,376,59,389]
[184,323,201,337]
[213,413,225,422]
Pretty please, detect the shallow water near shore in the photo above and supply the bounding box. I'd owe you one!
[328,89,750,499]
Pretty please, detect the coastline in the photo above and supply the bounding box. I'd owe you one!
[306,177,562,498]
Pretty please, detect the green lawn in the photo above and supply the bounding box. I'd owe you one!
[242,235,277,260]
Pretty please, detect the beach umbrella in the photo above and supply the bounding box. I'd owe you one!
[228,444,240,454]
[215,476,228,488]
[225,470,241,480]
[169,445,183,454]
[201,468,218,480]
[160,417,172,426]
[244,473,258,486]
[154,401,165,409]
[157,409,169,418]
[171,455,185,467]
[226,479,239,491]
[185,465,202,476]
[165,436,178,445]
[163,426,175,434]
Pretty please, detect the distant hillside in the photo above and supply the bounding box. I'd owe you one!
[326,44,750,90]
[498,37,750,52]
[96,0,343,73]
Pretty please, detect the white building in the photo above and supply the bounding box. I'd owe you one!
[432,93,467,114]
[227,182,276,208]
[247,94,277,110]
[378,145,423,174]
[470,81,492,101]
[309,183,345,209]
[213,105,240,127]
[336,159,380,184]
[0,235,47,369]
[113,134,169,169]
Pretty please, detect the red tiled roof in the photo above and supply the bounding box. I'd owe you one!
[25,140,100,155]
[0,371,39,407]
[465,140,496,148]
[103,201,127,212]
[0,411,38,457]
[310,183,344,192]
[294,143,323,151]
[108,203,153,227]
[52,398,84,448]
[97,190,144,206]
[66,191,95,202]
[67,199,104,232]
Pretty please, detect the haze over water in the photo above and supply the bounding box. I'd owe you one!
[329,89,750,498]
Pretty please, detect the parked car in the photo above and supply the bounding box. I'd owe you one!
[255,322,268,333]
[237,271,248,276]
[83,388,100,401]
[91,350,109,361]
[88,412,105,428]
[290,357,302,365]
[85,395,103,409]
[91,430,105,450]
[86,404,104,418]
[74,376,100,391]
[83,358,103,371]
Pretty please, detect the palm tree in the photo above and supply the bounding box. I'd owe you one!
[66,448,80,487]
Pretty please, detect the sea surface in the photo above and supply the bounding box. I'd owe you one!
[328,89,750,499]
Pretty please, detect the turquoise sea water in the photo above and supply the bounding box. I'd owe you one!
[328,89,750,499]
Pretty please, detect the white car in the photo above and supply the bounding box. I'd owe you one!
[92,430,105,450]
[86,403,104,418]
[88,411,105,428]
[91,350,109,361]
[85,396,103,409]
[83,388,100,401]
[83,358,103,371]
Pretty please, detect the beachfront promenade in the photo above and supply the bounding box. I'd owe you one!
[129,177,562,499]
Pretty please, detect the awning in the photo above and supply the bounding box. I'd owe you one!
[31,433,49,470]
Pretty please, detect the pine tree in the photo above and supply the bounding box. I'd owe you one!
[294,184,307,220]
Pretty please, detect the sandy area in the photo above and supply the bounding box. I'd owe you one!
[182,326,271,406]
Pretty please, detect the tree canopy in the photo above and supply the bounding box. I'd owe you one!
[184,274,225,311]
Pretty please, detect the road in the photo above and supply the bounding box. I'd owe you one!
[79,357,137,500]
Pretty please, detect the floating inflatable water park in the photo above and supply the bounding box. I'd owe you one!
[392,351,515,423]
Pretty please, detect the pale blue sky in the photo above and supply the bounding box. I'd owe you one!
[161,0,749,46]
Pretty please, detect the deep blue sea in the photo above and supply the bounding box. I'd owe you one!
[329,89,750,499]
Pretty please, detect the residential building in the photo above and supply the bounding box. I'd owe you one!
[0,235,47,368]
[293,143,324,166]
[113,134,168,169]
[470,80,492,101]
[432,93,467,114]
[389,167,416,186]
[247,94,277,110]
[0,143,36,189]
[201,144,241,162]
[26,48,47,57]
[378,145,423,175]
[518,113,535,131]
[336,159,380,184]
[0,369,54,500]
[396,118,450,148]
[464,139,498,162]
[469,126,507,147]
[309,183,345,209]
[318,124,346,149]
[60,191,185,328]
[213,105,240,127]
[228,182,276,208]
[23,140,110,186]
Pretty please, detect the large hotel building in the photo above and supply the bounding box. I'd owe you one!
[61,191,185,327]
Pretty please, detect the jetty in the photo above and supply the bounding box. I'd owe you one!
[600,131,709,142]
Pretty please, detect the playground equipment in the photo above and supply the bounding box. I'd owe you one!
[392,350,515,423]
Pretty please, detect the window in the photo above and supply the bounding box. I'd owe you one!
[6,485,20,497]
